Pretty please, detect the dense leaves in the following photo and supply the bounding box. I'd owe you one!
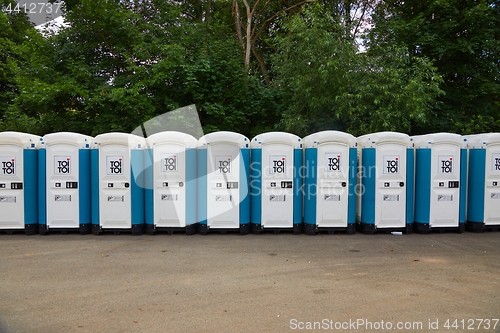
[0,0,498,137]
[273,3,443,136]
[370,0,500,134]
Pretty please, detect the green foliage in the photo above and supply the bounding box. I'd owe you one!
[370,0,500,134]
[1,0,497,137]
[273,3,443,137]
[0,0,41,132]
[5,0,278,138]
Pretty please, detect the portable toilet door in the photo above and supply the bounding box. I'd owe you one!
[413,133,467,233]
[357,132,414,234]
[145,131,197,235]
[0,132,40,235]
[38,132,92,235]
[197,131,250,235]
[303,131,357,235]
[466,133,500,232]
[91,133,145,235]
[250,132,303,234]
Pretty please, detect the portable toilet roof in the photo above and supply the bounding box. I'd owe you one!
[199,131,249,147]
[413,132,467,148]
[357,131,412,148]
[93,132,145,148]
[303,131,356,148]
[42,132,93,148]
[466,133,500,149]
[250,132,301,148]
[147,131,198,148]
[0,131,41,149]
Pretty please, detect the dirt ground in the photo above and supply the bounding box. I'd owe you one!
[0,230,499,333]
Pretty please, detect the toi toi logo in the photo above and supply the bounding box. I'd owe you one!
[273,159,285,174]
[328,156,340,171]
[386,159,399,174]
[109,159,122,174]
[218,159,231,174]
[164,156,177,171]
[57,159,70,174]
[1,160,15,175]
[441,159,453,173]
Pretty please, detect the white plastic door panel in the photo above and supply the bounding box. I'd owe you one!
[154,143,186,228]
[99,145,131,229]
[261,143,294,228]
[46,144,80,228]
[207,143,240,229]
[375,143,406,228]
[316,143,350,227]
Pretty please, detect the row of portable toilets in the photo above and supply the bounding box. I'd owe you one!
[0,130,499,236]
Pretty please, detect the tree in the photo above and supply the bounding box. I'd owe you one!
[370,0,500,134]
[0,0,42,133]
[273,2,443,136]
[8,0,279,138]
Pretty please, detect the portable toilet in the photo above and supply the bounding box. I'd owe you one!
[357,132,414,234]
[250,132,303,234]
[145,131,197,235]
[197,131,250,234]
[38,132,92,234]
[413,133,467,233]
[0,132,40,234]
[91,133,145,235]
[465,133,500,232]
[303,131,357,234]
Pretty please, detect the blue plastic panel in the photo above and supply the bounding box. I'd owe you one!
[37,148,46,226]
[293,148,303,224]
[239,148,251,225]
[131,149,145,226]
[197,149,208,225]
[348,147,357,224]
[144,148,154,226]
[24,149,38,226]
[360,148,376,224]
[250,148,262,225]
[91,149,100,226]
[405,148,415,224]
[414,148,431,224]
[185,148,197,226]
[79,149,91,225]
[303,148,317,225]
[467,149,486,222]
[459,148,467,223]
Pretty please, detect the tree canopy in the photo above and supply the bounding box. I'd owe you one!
[0,0,498,138]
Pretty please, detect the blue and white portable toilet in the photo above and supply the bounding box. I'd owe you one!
[0,132,40,235]
[303,131,357,234]
[197,131,250,234]
[91,133,145,235]
[413,133,467,233]
[38,132,93,234]
[145,131,197,235]
[466,133,500,232]
[250,132,303,234]
[357,132,414,234]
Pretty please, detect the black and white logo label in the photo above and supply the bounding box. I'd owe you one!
[106,156,124,175]
[54,156,71,175]
[161,153,177,172]
[216,156,232,174]
[492,153,500,172]
[438,155,453,174]
[383,155,400,174]
[0,157,16,176]
[270,155,286,174]
[325,153,341,172]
